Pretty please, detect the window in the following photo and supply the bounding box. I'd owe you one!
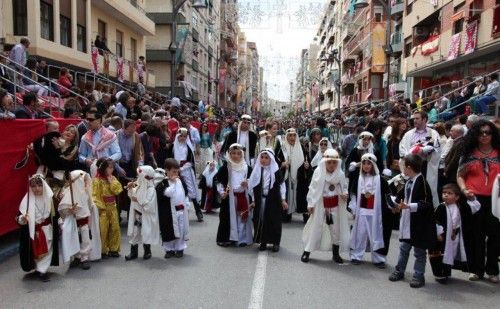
[60,16,72,47]
[131,38,137,62]
[77,0,86,52]
[406,0,413,15]
[453,18,464,34]
[404,41,412,58]
[98,20,106,39]
[40,1,54,41]
[77,25,86,52]
[13,0,28,36]
[116,30,123,57]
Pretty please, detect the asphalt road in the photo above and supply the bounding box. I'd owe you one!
[0,211,498,309]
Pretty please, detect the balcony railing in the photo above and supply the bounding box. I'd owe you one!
[127,0,147,14]
[390,32,403,53]
[390,0,404,17]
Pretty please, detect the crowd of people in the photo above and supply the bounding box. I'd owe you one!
[0,39,499,289]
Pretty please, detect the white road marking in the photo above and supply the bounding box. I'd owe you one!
[248,251,269,309]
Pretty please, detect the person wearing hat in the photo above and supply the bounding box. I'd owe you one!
[221,114,258,167]
[214,143,253,247]
[249,149,287,252]
[78,110,122,174]
[301,149,349,264]
[166,127,203,222]
[276,128,305,223]
[345,131,375,178]
[347,153,393,268]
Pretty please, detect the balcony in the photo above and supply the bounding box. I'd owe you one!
[146,50,173,62]
[192,29,199,42]
[147,12,187,24]
[391,0,404,19]
[92,0,155,35]
[390,32,403,54]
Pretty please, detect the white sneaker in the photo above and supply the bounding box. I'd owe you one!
[469,273,480,281]
[488,275,499,284]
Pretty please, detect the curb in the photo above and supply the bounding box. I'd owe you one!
[0,243,18,263]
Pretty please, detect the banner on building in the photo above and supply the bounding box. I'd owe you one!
[464,20,478,55]
[218,69,226,93]
[371,23,386,73]
[128,60,134,83]
[116,57,125,82]
[447,33,461,60]
[91,46,99,73]
[103,52,110,75]
[421,35,439,55]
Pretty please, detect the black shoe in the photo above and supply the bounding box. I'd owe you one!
[175,250,184,258]
[80,261,91,270]
[164,251,175,259]
[373,262,386,269]
[332,245,344,264]
[435,277,448,284]
[143,244,152,260]
[410,277,425,288]
[69,258,81,268]
[196,212,204,222]
[259,243,267,251]
[389,271,405,282]
[271,244,280,252]
[101,253,109,259]
[39,273,50,282]
[238,243,247,247]
[109,251,120,258]
[125,245,138,261]
[351,259,362,265]
[302,213,309,224]
[301,251,310,263]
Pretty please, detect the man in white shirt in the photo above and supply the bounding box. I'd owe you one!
[475,73,499,115]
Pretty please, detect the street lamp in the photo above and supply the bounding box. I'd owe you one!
[170,0,207,99]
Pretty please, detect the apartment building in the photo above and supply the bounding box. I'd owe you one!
[2,0,156,86]
[401,0,500,91]
[294,44,319,112]
[146,0,221,103]
[218,0,238,109]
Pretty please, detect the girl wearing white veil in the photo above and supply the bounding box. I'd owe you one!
[311,137,333,168]
[301,149,350,264]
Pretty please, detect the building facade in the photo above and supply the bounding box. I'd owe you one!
[218,0,238,109]
[3,0,156,86]
[146,0,221,103]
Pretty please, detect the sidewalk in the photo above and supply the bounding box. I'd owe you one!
[0,230,19,263]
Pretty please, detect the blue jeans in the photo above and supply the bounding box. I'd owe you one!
[475,95,496,114]
[396,241,426,281]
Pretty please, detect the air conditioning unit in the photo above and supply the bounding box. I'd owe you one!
[413,26,429,37]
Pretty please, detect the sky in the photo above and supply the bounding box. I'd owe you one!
[236,0,326,102]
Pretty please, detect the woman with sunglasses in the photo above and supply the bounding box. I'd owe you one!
[457,120,500,283]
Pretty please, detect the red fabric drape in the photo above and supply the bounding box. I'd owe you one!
[0,119,80,235]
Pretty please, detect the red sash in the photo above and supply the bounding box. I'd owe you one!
[323,196,339,209]
[32,218,51,260]
[234,192,249,220]
[102,195,116,205]
[76,217,89,227]
[360,195,375,209]
[175,205,184,211]
[205,188,214,211]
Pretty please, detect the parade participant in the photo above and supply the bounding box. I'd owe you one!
[389,154,435,288]
[58,171,101,269]
[257,130,269,153]
[249,149,287,252]
[399,111,441,206]
[79,111,122,175]
[265,121,281,151]
[199,161,218,213]
[276,128,304,222]
[345,131,374,177]
[296,148,314,224]
[199,122,214,171]
[92,158,123,258]
[457,120,500,283]
[215,144,253,247]
[307,128,322,161]
[301,149,349,264]
[348,154,392,268]
[167,127,203,222]
[125,166,161,261]
[157,159,191,258]
[16,175,59,282]
[310,137,332,168]
[429,183,470,284]
[221,115,258,166]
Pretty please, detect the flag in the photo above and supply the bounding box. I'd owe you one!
[447,33,461,60]
[103,52,110,75]
[91,46,99,73]
[116,57,124,82]
[421,35,439,55]
[464,20,478,55]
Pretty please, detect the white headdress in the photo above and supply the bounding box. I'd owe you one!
[249,148,279,190]
[281,128,304,182]
[361,153,379,175]
[311,137,333,168]
[357,131,374,152]
[19,174,54,239]
[136,166,156,203]
[226,143,247,171]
